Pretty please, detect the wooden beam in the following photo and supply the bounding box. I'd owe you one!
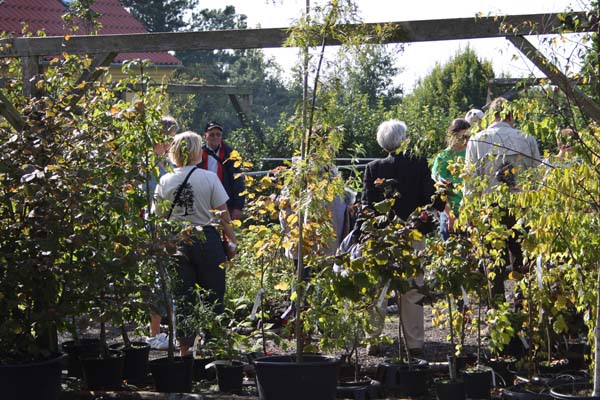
[0,12,591,58]
[506,35,600,123]
[73,52,118,88]
[131,83,251,96]
[0,89,25,131]
[228,94,250,128]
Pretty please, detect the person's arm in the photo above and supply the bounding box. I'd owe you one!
[361,163,376,208]
[216,203,237,248]
[421,160,445,212]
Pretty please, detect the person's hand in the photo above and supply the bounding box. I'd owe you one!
[231,208,243,221]
[225,241,237,260]
[447,212,455,233]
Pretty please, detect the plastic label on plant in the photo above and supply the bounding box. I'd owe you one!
[250,288,264,320]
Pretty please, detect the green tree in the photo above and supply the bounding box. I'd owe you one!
[120,0,198,32]
[405,47,493,113]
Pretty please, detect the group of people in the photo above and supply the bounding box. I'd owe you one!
[361,96,544,356]
[146,95,556,358]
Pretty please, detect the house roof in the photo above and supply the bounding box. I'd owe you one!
[0,0,182,66]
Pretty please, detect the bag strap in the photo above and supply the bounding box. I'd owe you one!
[166,167,198,221]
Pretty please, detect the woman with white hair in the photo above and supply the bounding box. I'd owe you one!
[153,131,237,357]
[362,119,442,356]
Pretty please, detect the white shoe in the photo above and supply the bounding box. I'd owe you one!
[147,333,168,350]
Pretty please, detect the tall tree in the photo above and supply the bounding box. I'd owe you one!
[119,0,197,32]
[405,47,493,114]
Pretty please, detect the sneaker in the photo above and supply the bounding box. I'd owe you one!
[147,333,170,350]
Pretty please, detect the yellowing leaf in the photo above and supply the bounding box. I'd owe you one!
[274,282,290,291]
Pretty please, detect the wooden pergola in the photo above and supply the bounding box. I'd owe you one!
[0,11,598,132]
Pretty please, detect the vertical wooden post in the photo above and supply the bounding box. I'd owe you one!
[22,56,40,98]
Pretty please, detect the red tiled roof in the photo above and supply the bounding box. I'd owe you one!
[0,0,181,66]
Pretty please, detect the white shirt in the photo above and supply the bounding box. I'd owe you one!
[464,121,541,193]
[153,165,229,226]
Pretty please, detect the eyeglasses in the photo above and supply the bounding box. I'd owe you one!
[206,131,222,138]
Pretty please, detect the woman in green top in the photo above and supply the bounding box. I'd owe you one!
[432,118,471,240]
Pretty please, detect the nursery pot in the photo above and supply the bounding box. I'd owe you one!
[337,378,373,400]
[61,338,101,377]
[462,366,493,399]
[80,349,125,390]
[149,356,193,393]
[191,356,216,382]
[502,383,553,399]
[375,359,430,397]
[109,341,150,383]
[455,353,477,375]
[435,378,465,400]
[254,354,340,400]
[486,357,517,387]
[565,343,589,370]
[550,383,600,400]
[0,353,65,400]
[214,361,244,394]
[538,359,570,375]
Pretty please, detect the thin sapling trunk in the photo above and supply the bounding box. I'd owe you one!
[397,294,412,370]
[592,266,600,396]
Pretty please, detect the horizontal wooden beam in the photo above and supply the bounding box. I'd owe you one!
[0,12,592,58]
[131,83,252,95]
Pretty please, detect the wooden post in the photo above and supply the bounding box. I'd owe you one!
[21,55,40,98]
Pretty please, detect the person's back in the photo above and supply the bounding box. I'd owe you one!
[465,98,540,193]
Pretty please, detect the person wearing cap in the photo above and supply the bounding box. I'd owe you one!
[432,118,471,240]
[199,121,245,221]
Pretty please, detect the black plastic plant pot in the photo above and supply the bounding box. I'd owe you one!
[191,356,216,382]
[455,353,477,375]
[435,378,465,400]
[149,356,194,393]
[502,383,553,399]
[336,379,372,400]
[486,357,517,387]
[565,343,590,370]
[462,366,493,399]
[109,341,150,383]
[538,359,570,375]
[80,349,125,390]
[254,354,340,400]
[215,361,244,394]
[375,359,430,397]
[0,353,65,400]
[61,338,101,377]
[550,383,600,399]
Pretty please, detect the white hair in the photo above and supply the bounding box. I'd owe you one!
[376,119,407,152]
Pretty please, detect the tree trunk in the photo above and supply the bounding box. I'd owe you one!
[592,266,600,396]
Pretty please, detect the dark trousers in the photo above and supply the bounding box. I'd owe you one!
[175,226,227,346]
[489,210,523,304]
